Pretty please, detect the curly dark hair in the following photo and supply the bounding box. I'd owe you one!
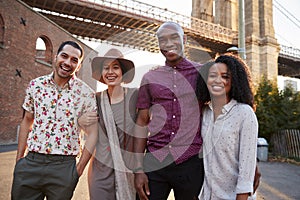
[196,54,254,108]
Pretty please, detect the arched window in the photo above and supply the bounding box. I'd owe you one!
[35,36,53,65]
[0,14,5,48]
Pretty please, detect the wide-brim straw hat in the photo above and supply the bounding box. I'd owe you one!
[91,48,135,84]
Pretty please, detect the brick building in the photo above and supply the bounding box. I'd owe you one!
[0,0,97,144]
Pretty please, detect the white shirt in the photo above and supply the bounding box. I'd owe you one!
[199,99,258,200]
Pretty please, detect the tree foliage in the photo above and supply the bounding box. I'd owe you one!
[254,77,300,142]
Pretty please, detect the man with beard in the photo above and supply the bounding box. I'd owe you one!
[11,41,98,200]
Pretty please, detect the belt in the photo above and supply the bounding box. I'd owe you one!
[27,151,77,162]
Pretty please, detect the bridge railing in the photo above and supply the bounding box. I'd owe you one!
[280,45,300,59]
[89,0,236,43]
[91,0,191,27]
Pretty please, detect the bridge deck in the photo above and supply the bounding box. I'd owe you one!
[21,0,237,53]
[20,0,300,77]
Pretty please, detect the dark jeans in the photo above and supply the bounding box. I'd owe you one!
[143,153,204,200]
[11,152,79,200]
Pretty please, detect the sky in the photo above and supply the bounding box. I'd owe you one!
[271,0,300,49]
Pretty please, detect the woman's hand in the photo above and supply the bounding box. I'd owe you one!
[78,111,98,130]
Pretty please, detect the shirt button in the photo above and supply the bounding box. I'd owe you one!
[171,132,175,135]
[173,115,176,118]
[173,85,176,88]
[174,71,177,74]
[173,98,176,102]
[169,145,172,148]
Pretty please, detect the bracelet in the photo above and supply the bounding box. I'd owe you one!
[132,167,144,173]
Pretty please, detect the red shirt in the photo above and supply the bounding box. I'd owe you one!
[137,58,202,164]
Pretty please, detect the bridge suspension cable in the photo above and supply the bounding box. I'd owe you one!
[273,0,300,28]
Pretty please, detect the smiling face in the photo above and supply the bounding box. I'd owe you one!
[157,22,186,66]
[101,59,123,86]
[207,63,232,103]
[53,44,82,84]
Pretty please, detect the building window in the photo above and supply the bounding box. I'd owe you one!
[35,36,53,66]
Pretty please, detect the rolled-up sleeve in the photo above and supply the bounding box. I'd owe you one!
[236,107,258,194]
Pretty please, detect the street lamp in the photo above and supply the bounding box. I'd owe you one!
[238,0,246,60]
[227,0,246,60]
[226,46,245,55]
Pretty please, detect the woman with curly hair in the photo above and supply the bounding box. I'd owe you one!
[196,55,258,200]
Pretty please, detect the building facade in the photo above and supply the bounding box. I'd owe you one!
[0,0,97,144]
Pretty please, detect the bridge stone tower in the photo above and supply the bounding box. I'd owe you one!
[192,0,280,83]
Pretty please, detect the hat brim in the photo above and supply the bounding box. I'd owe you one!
[91,56,135,84]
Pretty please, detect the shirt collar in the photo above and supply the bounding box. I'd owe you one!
[47,72,76,90]
[208,99,237,114]
[164,58,197,70]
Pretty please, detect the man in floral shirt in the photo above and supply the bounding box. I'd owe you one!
[11,41,98,200]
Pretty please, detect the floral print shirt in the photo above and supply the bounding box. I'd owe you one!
[23,73,96,155]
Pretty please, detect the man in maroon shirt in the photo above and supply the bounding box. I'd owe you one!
[133,21,204,200]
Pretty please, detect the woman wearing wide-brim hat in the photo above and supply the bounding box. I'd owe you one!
[78,48,137,200]
[91,48,135,85]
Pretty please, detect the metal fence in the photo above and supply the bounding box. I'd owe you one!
[271,129,300,158]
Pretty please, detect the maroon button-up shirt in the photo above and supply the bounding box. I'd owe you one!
[137,58,202,164]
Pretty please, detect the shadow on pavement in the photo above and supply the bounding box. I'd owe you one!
[0,144,17,153]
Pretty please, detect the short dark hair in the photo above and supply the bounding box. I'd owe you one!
[57,41,84,60]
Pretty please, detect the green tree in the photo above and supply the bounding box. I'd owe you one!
[254,77,300,142]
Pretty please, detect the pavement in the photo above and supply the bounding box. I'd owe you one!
[1,145,300,200]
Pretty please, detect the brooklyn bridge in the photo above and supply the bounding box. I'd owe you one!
[21,0,300,79]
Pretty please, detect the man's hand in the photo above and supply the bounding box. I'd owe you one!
[134,172,150,200]
[16,110,34,163]
[253,165,261,193]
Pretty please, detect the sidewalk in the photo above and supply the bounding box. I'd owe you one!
[1,146,299,199]
[0,144,17,153]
